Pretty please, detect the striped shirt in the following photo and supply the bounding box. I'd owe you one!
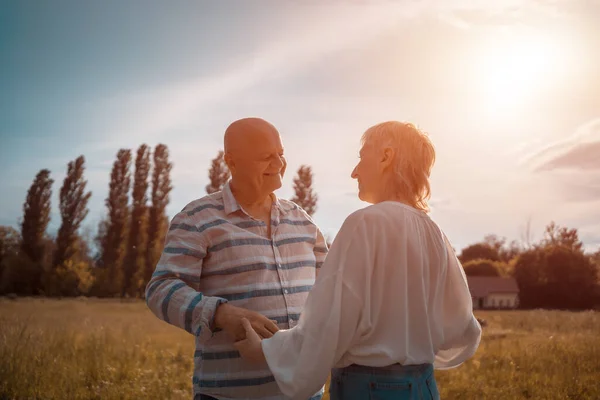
[145,181,328,399]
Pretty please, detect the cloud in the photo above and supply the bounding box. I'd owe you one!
[535,142,600,171]
[432,0,581,29]
[86,2,428,149]
[84,0,591,150]
[561,179,600,202]
[519,118,600,204]
[579,224,600,252]
[523,118,600,172]
[429,197,453,210]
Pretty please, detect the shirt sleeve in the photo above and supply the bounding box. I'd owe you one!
[434,234,482,369]
[261,213,368,400]
[144,211,228,344]
[313,226,328,270]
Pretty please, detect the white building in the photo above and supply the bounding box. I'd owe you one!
[467,276,520,309]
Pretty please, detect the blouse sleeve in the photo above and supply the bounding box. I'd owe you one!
[433,234,482,369]
[261,212,370,399]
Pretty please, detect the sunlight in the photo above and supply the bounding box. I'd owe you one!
[477,30,567,116]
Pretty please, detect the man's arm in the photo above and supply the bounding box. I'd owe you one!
[145,211,228,343]
[145,210,279,342]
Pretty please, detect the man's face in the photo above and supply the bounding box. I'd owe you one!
[228,129,287,197]
[351,142,381,204]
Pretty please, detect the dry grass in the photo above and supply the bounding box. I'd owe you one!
[0,298,599,399]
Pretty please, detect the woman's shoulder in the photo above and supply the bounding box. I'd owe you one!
[346,201,427,223]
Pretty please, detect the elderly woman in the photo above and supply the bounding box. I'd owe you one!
[234,121,481,400]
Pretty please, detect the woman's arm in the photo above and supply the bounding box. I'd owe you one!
[235,212,371,399]
[434,234,482,369]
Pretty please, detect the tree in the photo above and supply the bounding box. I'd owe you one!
[123,144,150,297]
[593,249,600,282]
[144,144,172,293]
[541,221,583,252]
[20,169,53,292]
[0,226,21,294]
[206,150,229,194]
[54,156,92,270]
[459,235,522,265]
[459,242,500,264]
[462,259,502,277]
[514,222,597,309]
[291,165,318,216]
[544,245,597,309]
[98,149,131,295]
[513,248,544,308]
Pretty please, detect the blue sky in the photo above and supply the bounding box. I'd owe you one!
[2,0,600,251]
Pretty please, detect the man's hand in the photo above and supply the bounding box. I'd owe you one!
[214,303,279,341]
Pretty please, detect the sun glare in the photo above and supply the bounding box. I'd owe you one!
[477,30,567,116]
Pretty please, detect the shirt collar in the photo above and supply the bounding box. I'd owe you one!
[222,180,292,216]
[222,180,240,215]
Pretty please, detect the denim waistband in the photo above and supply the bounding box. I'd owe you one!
[335,363,433,377]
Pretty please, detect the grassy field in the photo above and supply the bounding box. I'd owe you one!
[0,299,599,400]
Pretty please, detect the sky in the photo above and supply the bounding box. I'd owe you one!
[1,0,600,252]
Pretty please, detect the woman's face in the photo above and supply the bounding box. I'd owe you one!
[351,142,384,204]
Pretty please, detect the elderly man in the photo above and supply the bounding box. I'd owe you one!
[145,117,328,400]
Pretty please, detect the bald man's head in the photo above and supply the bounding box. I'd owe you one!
[224,118,280,155]
[223,117,287,200]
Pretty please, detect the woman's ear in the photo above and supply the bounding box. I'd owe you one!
[381,147,395,169]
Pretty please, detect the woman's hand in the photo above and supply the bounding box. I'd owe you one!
[234,318,268,364]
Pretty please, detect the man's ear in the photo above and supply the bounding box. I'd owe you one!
[224,152,235,174]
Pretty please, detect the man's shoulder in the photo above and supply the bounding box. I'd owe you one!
[179,192,225,219]
[278,198,301,213]
[279,199,317,224]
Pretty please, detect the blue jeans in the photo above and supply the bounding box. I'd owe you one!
[195,394,322,400]
[329,363,439,400]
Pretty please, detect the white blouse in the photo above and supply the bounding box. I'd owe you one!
[261,201,482,399]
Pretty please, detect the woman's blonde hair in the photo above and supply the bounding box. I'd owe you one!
[361,121,436,212]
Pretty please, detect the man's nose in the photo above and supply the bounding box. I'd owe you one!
[272,155,284,169]
[351,165,358,179]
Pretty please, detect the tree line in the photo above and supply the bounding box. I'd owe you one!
[459,224,600,310]
[0,149,319,298]
[1,147,598,309]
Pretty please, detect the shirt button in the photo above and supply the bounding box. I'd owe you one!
[277,264,281,269]
[283,289,289,294]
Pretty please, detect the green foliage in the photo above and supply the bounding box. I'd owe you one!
[513,224,597,309]
[98,149,131,296]
[145,144,172,295]
[291,165,318,216]
[0,226,21,294]
[43,260,95,297]
[55,156,92,268]
[123,145,151,297]
[21,169,53,266]
[205,150,229,194]
[463,259,502,276]
[0,253,38,295]
[459,243,501,264]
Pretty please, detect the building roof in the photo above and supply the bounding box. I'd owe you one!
[466,276,519,298]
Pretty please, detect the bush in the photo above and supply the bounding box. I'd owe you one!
[463,259,502,277]
[42,260,95,297]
